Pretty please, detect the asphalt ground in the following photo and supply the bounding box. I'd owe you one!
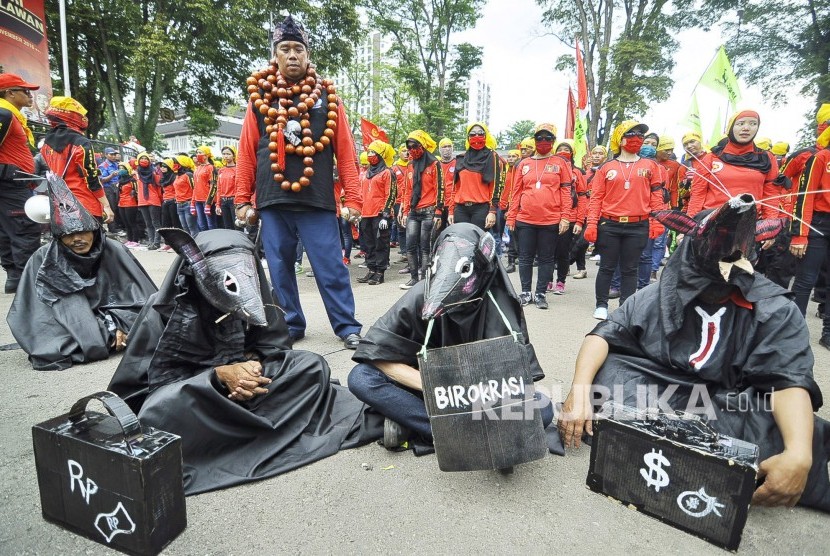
[1,244,828,554]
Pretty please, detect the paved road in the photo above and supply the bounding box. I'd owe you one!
[1,246,827,554]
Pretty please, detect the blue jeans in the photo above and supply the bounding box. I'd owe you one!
[652,230,667,271]
[347,363,554,441]
[259,207,361,338]
[194,201,216,232]
[339,217,353,260]
[176,202,198,236]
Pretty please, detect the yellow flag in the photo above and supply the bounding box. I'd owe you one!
[709,109,724,149]
[679,93,703,137]
[698,46,742,109]
[574,112,588,167]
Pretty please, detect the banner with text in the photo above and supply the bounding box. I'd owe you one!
[1,0,52,123]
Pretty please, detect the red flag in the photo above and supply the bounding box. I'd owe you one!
[565,88,576,139]
[575,38,588,110]
[360,117,388,148]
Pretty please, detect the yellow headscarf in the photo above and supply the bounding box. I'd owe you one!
[0,98,34,147]
[519,137,536,151]
[438,137,453,148]
[368,139,395,167]
[359,151,369,166]
[657,136,675,151]
[816,103,830,125]
[464,122,496,150]
[221,145,237,161]
[507,149,521,158]
[49,96,88,116]
[197,145,214,158]
[136,151,151,162]
[771,142,790,156]
[394,144,409,167]
[407,130,437,153]
[161,158,176,170]
[682,131,703,146]
[754,137,772,151]
[175,154,195,171]
[609,120,648,155]
[555,138,575,153]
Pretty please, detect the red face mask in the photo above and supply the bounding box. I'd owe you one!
[622,136,644,154]
[138,159,150,168]
[408,146,424,160]
[535,140,553,155]
[557,150,572,160]
[367,154,380,166]
[196,153,207,164]
[468,135,486,150]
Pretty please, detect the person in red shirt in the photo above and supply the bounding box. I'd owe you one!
[356,140,397,286]
[789,104,830,348]
[234,15,364,348]
[172,154,198,236]
[193,146,217,232]
[400,130,441,290]
[500,149,521,273]
[436,137,456,234]
[519,137,535,160]
[134,152,162,250]
[552,139,586,292]
[506,123,574,309]
[40,97,115,223]
[0,73,42,293]
[584,120,665,320]
[448,122,502,230]
[391,145,410,261]
[687,110,780,220]
[116,162,141,247]
[157,158,178,251]
[216,146,237,230]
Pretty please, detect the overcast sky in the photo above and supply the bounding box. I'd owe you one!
[455,0,810,147]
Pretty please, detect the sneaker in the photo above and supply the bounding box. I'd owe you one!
[147,243,159,251]
[124,241,139,248]
[819,336,830,351]
[357,271,374,283]
[505,262,516,273]
[159,244,172,252]
[294,263,303,275]
[358,263,368,268]
[306,270,314,278]
[573,270,588,279]
[590,254,601,261]
[342,333,362,349]
[117,230,127,237]
[4,277,19,294]
[368,272,384,285]
[343,257,351,265]
[546,281,554,292]
[554,281,566,295]
[354,251,365,259]
[398,255,409,263]
[390,241,399,248]
[593,306,608,320]
[382,418,411,451]
[397,266,411,275]
[400,278,418,290]
[608,288,620,299]
[519,292,532,306]
[535,293,548,309]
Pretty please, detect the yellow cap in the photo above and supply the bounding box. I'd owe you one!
[609,120,648,154]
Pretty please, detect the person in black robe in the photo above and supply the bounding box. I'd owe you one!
[107,227,382,495]
[7,173,156,370]
[558,194,830,511]
[349,223,553,446]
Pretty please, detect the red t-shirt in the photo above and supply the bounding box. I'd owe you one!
[173,172,194,203]
[587,157,664,226]
[361,168,396,217]
[193,164,214,202]
[402,160,440,214]
[0,109,35,173]
[134,170,162,206]
[507,155,574,226]
[687,151,779,219]
[218,165,236,198]
[119,179,138,208]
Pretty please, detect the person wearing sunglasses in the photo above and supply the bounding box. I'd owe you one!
[0,74,43,293]
[448,122,502,231]
[584,120,665,320]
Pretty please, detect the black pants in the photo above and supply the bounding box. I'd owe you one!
[120,206,141,242]
[359,216,391,273]
[406,209,435,279]
[160,199,178,230]
[219,197,236,230]
[791,212,830,336]
[139,205,162,245]
[757,231,797,289]
[554,223,575,283]
[595,219,649,308]
[454,202,489,230]
[104,186,123,232]
[0,183,41,280]
[516,222,558,295]
[570,227,588,270]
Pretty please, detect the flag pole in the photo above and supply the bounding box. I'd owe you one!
[59,0,71,96]
[690,47,721,98]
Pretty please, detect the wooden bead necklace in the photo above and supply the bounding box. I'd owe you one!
[246,62,338,192]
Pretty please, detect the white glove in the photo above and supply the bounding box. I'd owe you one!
[378,218,389,230]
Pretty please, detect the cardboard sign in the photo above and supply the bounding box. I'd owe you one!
[32,392,186,555]
[587,403,758,551]
[420,335,547,472]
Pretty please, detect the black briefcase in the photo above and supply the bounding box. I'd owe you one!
[420,334,547,472]
[32,391,187,555]
[586,403,758,551]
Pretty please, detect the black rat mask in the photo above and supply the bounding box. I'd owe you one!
[47,172,100,237]
[159,228,267,326]
[422,223,497,320]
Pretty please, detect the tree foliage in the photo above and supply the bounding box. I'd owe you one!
[538,0,693,146]
[45,0,361,150]
[363,0,484,138]
[496,120,537,150]
[699,0,830,140]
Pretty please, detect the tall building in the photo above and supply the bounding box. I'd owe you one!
[461,71,492,125]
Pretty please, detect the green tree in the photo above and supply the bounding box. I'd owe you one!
[496,120,537,150]
[539,0,693,145]
[699,0,829,141]
[363,0,484,138]
[186,107,220,149]
[45,0,361,149]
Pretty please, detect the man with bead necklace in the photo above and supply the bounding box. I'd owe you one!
[236,15,364,349]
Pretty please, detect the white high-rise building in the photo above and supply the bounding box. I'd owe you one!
[461,71,491,125]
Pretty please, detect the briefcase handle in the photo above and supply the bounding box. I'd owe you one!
[69,391,143,455]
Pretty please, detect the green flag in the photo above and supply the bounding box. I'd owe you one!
[574,113,588,167]
[679,93,703,136]
[698,46,742,109]
[709,109,724,149]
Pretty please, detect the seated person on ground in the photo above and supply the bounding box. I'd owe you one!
[7,173,156,370]
[108,228,382,495]
[558,195,830,511]
[349,223,554,448]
